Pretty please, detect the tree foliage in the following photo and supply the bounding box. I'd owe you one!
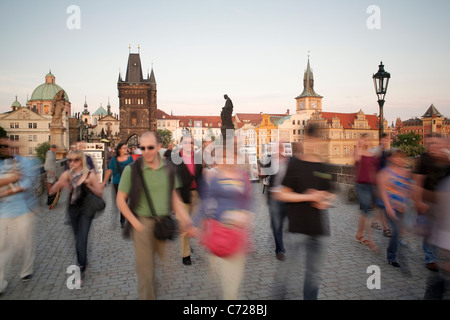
[157,129,173,148]
[0,126,6,138]
[392,132,426,157]
[35,141,50,163]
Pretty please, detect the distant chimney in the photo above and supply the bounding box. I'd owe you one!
[286,109,290,115]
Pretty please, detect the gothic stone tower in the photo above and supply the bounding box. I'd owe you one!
[118,51,157,146]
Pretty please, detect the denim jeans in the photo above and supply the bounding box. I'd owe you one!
[386,211,409,271]
[68,204,93,267]
[423,239,437,264]
[272,233,327,300]
[356,184,376,216]
[268,194,288,254]
[386,211,401,263]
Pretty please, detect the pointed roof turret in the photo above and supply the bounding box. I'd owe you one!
[125,53,144,83]
[295,56,322,99]
[82,96,90,115]
[107,97,112,116]
[422,104,443,118]
[149,67,156,84]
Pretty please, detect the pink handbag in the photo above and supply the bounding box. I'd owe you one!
[200,219,247,257]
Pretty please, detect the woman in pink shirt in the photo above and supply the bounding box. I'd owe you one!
[354,134,380,253]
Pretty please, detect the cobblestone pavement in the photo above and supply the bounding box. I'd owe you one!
[0,182,439,300]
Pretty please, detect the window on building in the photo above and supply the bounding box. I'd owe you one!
[28,135,33,142]
[15,123,19,128]
[130,111,137,126]
[10,123,14,128]
[29,147,34,155]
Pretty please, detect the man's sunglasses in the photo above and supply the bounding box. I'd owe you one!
[67,158,81,163]
[0,144,9,149]
[139,145,155,151]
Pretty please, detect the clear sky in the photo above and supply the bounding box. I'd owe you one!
[0,0,449,124]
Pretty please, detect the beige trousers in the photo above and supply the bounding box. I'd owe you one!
[209,251,246,300]
[132,216,166,300]
[179,190,200,258]
[0,212,35,288]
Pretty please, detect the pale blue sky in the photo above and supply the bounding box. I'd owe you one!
[1,0,449,124]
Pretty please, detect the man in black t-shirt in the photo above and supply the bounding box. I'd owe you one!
[271,125,336,300]
[414,135,450,272]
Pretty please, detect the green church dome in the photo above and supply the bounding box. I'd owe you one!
[30,83,70,102]
[11,96,21,108]
[29,72,70,102]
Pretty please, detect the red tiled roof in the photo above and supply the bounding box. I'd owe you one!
[320,112,379,129]
[235,113,263,125]
[156,109,178,119]
[177,115,223,128]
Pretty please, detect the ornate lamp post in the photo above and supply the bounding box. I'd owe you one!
[373,61,390,142]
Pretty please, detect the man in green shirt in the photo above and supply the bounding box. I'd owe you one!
[116,131,195,300]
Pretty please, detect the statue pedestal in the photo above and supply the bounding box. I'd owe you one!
[50,125,67,160]
[221,126,235,146]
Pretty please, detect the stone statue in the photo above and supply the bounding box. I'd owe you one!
[220,94,235,144]
[51,89,66,127]
[220,94,234,128]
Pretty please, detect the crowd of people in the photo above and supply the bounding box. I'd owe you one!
[0,130,449,300]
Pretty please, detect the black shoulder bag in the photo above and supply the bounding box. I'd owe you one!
[82,171,106,219]
[136,161,178,241]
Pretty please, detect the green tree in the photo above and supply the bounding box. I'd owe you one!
[157,129,173,148]
[392,132,426,157]
[0,126,6,138]
[35,141,50,163]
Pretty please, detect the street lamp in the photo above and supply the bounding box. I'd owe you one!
[373,61,390,142]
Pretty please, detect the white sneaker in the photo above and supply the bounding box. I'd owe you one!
[0,280,8,294]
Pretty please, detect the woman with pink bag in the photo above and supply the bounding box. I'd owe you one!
[194,139,254,300]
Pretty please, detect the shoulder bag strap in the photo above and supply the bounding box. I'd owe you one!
[135,158,158,218]
[115,156,123,175]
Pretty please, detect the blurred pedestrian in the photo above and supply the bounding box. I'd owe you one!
[354,134,380,253]
[424,137,450,299]
[373,133,392,237]
[173,136,203,266]
[116,131,194,300]
[271,125,336,300]
[264,141,289,261]
[163,142,174,163]
[103,142,134,228]
[0,138,39,294]
[74,141,96,172]
[414,134,450,272]
[45,144,58,205]
[49,149,104,275]
[377,149,413,270]
[194,138,254,299]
